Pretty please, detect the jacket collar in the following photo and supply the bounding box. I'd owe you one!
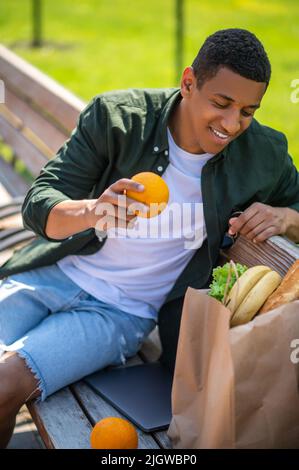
[151,88,181,153]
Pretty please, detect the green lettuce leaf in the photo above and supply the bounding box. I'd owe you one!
[208,262,248,302]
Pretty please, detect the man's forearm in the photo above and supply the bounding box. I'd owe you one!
[45,199,95,240]
[284,207,299,243]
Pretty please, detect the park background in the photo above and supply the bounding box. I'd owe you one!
[1,0,299,171]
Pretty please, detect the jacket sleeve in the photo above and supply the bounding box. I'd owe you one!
[267,135,299,212]
[22,97,108,239]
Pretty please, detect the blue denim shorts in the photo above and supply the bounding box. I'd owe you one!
[0,264,156,401]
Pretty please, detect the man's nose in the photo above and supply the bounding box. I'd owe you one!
[220,111,241,136]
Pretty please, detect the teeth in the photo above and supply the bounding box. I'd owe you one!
[211,128,229,139]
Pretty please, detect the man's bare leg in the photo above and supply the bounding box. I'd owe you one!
[0,351,41,448]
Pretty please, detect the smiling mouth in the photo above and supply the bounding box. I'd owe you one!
[209,126,231,142]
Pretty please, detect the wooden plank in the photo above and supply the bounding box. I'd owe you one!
[4,88,69,154]
[0,156,30,197]
[71,381,161,449]
[8,405,45,449]
[0,182,12,205]
[0,214,23,230]
[0,113,49,175]
[27,387,93,449]
[0,44,85,134]
[0,105,53,159]
[0,229,35,251]
[153,430,172,450]
[0,227,25,241]
[0,195,24,207]
[72,346,172,449]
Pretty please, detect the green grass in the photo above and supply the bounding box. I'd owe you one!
[1,0,299,168]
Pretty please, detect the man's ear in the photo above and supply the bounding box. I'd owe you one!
[181,66,197,97]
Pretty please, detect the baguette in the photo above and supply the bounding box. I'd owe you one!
[258,259,299,314]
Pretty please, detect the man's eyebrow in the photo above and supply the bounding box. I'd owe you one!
[213,93,260,109]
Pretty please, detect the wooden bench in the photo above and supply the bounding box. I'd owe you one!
[1,44,299,449]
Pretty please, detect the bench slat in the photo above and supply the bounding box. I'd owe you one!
[153,430,173,449]
[0,208,23,224]
[0,156,30,197]
[0,113,49,175]
[0,105,53,158]
[0,44,85,135]
[0,229,35,251]
[0,182,13,205]
[0,213,23,230]
[71,381,161,449]
[27,388,93,449]
[0,195,25,208]
[5,88,69,154]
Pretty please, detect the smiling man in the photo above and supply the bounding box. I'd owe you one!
[169,66,265,153]
[0,28,299,448]
[168,41,299,245]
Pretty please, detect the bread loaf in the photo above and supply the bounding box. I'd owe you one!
[258,259,299,314]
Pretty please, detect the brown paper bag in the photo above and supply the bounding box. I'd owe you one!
[167,288,299,449]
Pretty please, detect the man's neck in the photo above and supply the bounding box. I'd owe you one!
[168,100,205,154]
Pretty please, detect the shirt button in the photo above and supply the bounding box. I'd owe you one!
[154,146,159,152]
[157,165,163,172]
[164,150,168,156]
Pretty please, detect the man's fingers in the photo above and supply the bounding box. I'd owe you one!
[251,225,277,243]
[238,213,266,236]
[126,201,150,215]
[242,220,270,240]
[95,199,147,219]
[228,217,239,235]
[229,205,265,235]
[110,178,144,194]
[100,190,149,213]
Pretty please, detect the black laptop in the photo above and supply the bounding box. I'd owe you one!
[84,361,173,433]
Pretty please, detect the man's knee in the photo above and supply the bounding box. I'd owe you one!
[0,352,41,411]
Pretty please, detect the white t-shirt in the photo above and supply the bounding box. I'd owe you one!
[57,129,215,320]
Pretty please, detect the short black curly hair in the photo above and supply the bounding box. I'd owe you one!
[192,28,271,89]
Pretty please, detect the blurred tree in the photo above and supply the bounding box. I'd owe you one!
[175,0,184,85]
[32,0,42,47]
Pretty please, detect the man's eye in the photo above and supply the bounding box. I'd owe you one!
[241,110,253,117]
[213,102,226,108]
[212,101,253,118]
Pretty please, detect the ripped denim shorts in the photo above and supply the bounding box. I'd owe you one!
[0,264,156,401]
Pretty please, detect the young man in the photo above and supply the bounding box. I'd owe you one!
[0,28,298,447]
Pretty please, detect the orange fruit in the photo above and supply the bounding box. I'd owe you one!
[90,416,138,449]
[126,171,169,218]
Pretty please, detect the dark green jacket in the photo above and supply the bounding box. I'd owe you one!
[1,88,299,371]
